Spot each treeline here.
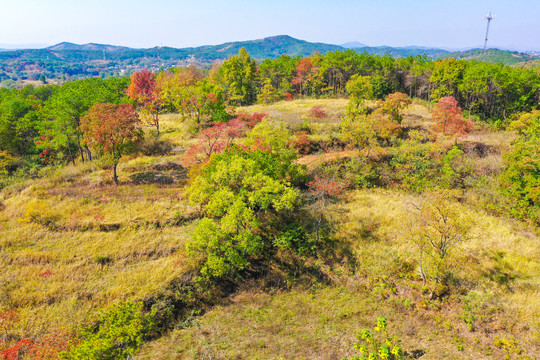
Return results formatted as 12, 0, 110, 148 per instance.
1, 47, 539, 170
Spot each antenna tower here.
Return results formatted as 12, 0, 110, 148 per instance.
482, 11, 495, 61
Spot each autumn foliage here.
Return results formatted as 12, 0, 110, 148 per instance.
183, 119, 247, 167
290, 131, 317, 155
81, 103, 142, 183
0, 330, 75, 360
127, 69, 158, 107
292, 57, 313, 95
183, 112, 268, 167
376, 92, 412, 124
431, 96, 473, 136
309, 106, 327, 119
127, 69, 162, 133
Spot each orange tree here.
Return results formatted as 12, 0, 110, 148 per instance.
81, 103, 142, 184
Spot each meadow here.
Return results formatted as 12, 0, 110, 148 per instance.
1, 97, 538, 359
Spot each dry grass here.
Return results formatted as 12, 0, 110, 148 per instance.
1, 99, 538, 359
242, 98, 348, 128
139, 188, 539, 359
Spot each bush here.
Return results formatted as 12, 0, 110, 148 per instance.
309, 106, 327, 118
137, 137, 173, 156
66, 302, 156, 360
21, 201, 61, 231
289, 131, 318, 155
342, 316, 404, 360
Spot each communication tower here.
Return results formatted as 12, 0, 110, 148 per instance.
482, 11, 495, 61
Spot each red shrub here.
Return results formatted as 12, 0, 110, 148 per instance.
309, 106, 326, 118
289, 131, 318, 155
234, 112, 268, 129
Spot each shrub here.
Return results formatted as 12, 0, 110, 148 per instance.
309, 106, 327, 118
289, 131, 318, 155
186, 147, 300, 279
375, 92, 412, 124
66, 302, 156, 360
21, 201, 60, 231
137, 137, 173, 156
342, 316, 404, 360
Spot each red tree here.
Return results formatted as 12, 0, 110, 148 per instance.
81, 103, 142, 184
127, 69, 162, 134
183, 119, 247, 167
292, 57, 313, 96
431, 96, 473, 136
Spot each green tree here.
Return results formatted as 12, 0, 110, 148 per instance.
40, 78, 128, 164
217, 47, 258, 106
407, 189, 472, 290
186, 147, 299, 279
500, 110, 540, 223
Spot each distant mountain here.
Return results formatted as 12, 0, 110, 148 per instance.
341, 41, 367, 49
47, 42, 129, 52
41, 35, 341, 59
353, 46, 448, 58
0, 35, 343, 85
442, 48, 538, 65
185, 35, 341, 58
1, 35, 538, 87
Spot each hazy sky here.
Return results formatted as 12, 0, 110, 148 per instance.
1, 0, 539, 50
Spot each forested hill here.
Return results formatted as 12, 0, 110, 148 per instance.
442, 48, 537, 65
341, 45, 449, 58
1, 35, 539, 88
0, 35, 341, 87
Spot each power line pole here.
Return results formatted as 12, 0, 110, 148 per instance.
482, 11, 495, 61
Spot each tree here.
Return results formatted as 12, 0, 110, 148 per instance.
431, 96, 473, 136
186, 147, 299, 279
307, 176, 345, 243
81, 103, 142, 184
346, 74, 373, 114
39, 78, 128, 164
258, 54, 298, 95
375, 92, 411, 124
0, 91, 40, 156
127, 69, 162, 134
182, 119, 246, 167
500, 110, 540, 223
429, 58, 466, 101
217, 48, 258, 106
292, 57, 313, 96
407, 190, 472, 292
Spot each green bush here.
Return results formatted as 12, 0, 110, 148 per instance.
65, 301, 156, 360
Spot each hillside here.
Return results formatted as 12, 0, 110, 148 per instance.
0, 35, 341, 87
2, 35, 539, 88
1, 95, 539, 359
346, 45, 448, 58
442, 48, 538, 65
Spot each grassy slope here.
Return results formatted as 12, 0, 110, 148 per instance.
1, 99, 539, 359
138, 188, 539, 359
0, 114, 196, 338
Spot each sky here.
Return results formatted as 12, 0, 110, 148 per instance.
1, 0, 539, 51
